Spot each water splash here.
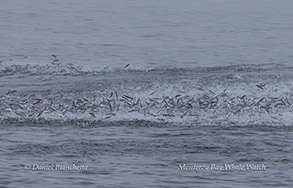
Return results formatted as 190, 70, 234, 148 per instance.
0, 63, 293, 126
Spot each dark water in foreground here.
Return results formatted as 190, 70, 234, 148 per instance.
0, 123, 292, 188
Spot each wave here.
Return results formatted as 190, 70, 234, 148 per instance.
0, 62, 292, 76
0, 63, 293, 126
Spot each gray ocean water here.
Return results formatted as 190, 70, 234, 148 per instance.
1, 0, 293, 187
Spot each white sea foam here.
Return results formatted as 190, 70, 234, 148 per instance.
0, 63, 292, 126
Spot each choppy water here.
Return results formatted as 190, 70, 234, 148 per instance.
1, 0, 293, 187
1, 63, 293, 187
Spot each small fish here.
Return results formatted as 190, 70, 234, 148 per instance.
37, 107, 46, 118
89, 112, 96, 118
162, 114, 175, 117
105, 116, 112, 119
125, 101, 132, 107
51, 54, 57, 59
124, 64, 130, 68
176, 98, 182, 104
150, 90, 158, 96
109, 103, 113, 111
51, 59, 59, 64
281, 98, 286, 106
115, 91, 118, 101
50, 106, 58, 112
134, 98, 140, 106
256, 83, 266, 90
255, 97, 265, 105
49, 98, 54, 105
7, 90, 17, 95
33, 99, 42, 105
187, 103, 192, 108
122, 95, 133, 100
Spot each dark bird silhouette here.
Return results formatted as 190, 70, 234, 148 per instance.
256, 83, 266, 90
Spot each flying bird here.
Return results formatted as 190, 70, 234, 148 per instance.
256, 83, 266, 90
